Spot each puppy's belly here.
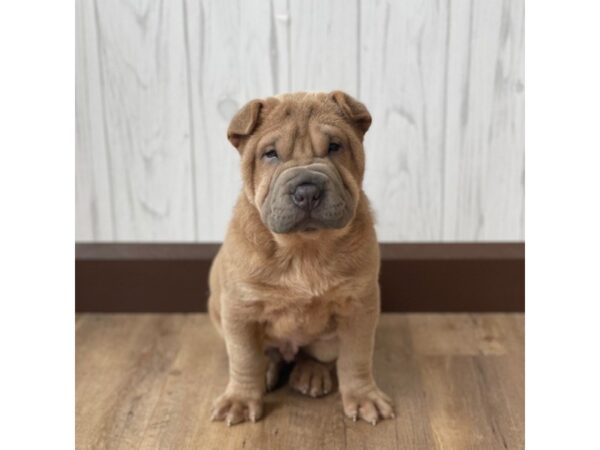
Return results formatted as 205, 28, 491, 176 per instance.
262, 306, 336, 362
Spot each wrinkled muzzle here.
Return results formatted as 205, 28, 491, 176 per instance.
260, 163, 355, 233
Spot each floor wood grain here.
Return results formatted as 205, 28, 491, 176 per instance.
76, 313, 524, 449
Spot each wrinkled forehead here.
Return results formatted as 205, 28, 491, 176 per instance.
255, 94, 347, 148
265, 93, 333, 126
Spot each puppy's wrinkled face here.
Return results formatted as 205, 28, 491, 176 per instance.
228, 91, 371, 235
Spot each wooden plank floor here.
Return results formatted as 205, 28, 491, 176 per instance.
76, 313, 524, 449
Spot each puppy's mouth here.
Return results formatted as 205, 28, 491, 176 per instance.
281, 216, 326, 234
296, 219, 322, 233
265, 204, 350, 234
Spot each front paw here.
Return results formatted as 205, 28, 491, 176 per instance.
341, 385, 395, 425
211, 390, 264, 426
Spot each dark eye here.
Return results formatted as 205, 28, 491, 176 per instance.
264, 149, 278, 160
328, 142, 342, 154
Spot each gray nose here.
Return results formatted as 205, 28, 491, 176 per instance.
292, 183, 322, 211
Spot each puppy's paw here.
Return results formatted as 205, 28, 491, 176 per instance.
289, 358, 333, 397
210, 391, 263, 426
265, 349, 284, 392
265, 360, 281, 392
342, 385, 395, 425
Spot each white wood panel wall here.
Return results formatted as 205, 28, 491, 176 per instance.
76, 0, 524, 242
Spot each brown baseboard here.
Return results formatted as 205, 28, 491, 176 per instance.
75, 243, 524, 313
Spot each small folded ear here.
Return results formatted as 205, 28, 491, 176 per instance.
329, 91, 372, 135
227, 99, 263, 149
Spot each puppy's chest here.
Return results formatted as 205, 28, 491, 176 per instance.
242, 257, 359, 343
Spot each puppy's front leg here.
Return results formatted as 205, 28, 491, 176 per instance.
211, 311, 266, 426
336, 297, 395, 425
